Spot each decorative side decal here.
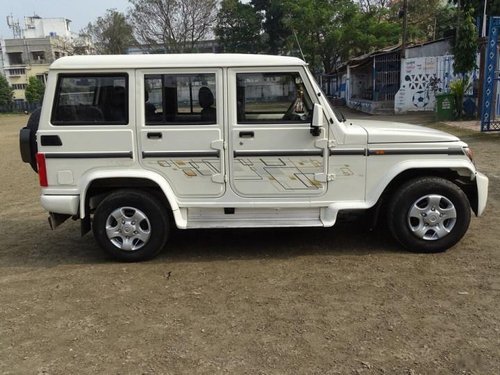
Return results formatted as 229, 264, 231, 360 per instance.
147, 159, 221, 178
234, 157, 322, 191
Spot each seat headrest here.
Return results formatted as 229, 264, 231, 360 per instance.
198, 87, 214, 109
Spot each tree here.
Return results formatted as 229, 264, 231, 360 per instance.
342, 5, 400, 57
450, 0, 500, 18
286, 0, 399, 73
81, 9, 135, 54
25, 77, 45, 105
285, 0, 349, 73
390, 0, 456, 42
215, 0, 263, 53
0, 75, 13, 110
358, 0, 391, 13
451, 6, 478, 118
128, 0, 217, 53
251, 0, 289, 54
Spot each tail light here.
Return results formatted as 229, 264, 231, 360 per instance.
36, 153, 48, 187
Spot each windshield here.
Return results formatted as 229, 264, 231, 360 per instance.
316, 83, 346, 123
305, 66, 347, 123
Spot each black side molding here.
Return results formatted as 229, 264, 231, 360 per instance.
44, 152, 133, 159
329, 149, 367, 156
367, 148, 464, 156
233, 150, 323, 158
142, 150, 220, 158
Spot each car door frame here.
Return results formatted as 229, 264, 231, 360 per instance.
226, 65, 329, 199
135, 67, 226, 199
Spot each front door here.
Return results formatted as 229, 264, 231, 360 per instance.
227, 67, 328, 198
137, 68, 225, 198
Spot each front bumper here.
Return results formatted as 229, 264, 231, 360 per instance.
476, 171, 489, 217
40, 194, 80, 216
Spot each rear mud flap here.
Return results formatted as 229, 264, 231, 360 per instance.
48, 213, 70, 230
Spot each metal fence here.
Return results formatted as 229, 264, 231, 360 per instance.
0, 101, 40, 113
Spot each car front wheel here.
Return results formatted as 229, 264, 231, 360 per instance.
388, 177, 471, 253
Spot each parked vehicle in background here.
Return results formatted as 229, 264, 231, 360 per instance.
20, 54, 488, 261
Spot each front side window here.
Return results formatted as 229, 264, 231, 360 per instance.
51, 74, 128, 125
144, 73, 216, 125
236, 72, 312, 123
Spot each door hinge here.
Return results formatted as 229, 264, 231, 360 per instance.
314, 138, 328, 149
211, 139, 224, 151
314, 172, 335, 182
211, 173, 225, 184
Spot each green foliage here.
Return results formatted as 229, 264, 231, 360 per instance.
452, 7, 478, 76
285, 0, 349, 72
0, 75, 13, 108
251, 0, 289, 54
285, 0, 399, 73
389, 0, 457, 42
81, 9, 135, 54
342, 6, 400, 57
25, 77, 45, 104
450, 0, 500, 17
215, 0, 263, 53
449, 77, 472, 118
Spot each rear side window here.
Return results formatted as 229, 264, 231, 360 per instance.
144, 73, 216, 125
51, 74, 128, 125
236, 72, 312, 123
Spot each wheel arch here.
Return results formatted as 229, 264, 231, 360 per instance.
79, 169, 185, 228
368, 163, 478, 227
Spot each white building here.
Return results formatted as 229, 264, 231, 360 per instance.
23, 16, 72, 40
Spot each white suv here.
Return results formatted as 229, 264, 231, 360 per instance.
19, 54, 488, 261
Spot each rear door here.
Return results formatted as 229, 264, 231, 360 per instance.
40, 72, 136, 189
227, 67, 328, 198
136, 68, 225, 198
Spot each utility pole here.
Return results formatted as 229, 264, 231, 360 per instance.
401, 0, 408, 59
482, 0, 488, 37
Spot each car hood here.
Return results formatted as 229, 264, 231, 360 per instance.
352, 120, 459, 144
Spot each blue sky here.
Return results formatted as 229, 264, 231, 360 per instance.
0, 0, 131, 38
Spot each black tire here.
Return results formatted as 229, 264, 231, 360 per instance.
26, 108, 41, 172
387, 177, 471, 253
92, 190, 170, 262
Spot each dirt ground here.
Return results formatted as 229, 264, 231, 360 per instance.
0, 112, 499, 374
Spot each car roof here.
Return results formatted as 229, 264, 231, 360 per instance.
50, 53, 307, 70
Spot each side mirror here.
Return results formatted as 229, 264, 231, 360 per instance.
310, 103, 323, 136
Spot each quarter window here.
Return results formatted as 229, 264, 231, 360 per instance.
236, 72, 312, 123
51, 74, 128, 125
144, 73, 216, 125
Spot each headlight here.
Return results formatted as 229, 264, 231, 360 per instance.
463, 147, 474, 164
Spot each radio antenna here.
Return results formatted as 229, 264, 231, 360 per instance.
292, 29, 306, 62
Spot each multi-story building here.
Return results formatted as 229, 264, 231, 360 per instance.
2, 16, 77, 102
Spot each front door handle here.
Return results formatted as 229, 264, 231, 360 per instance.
147, 132, 162, 139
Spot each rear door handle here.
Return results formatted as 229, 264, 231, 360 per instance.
239, 131, 254, 138
147, 132, 162, 139
40, 135, 62, 146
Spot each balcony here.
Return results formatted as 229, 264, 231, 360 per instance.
7, 68, 27, 77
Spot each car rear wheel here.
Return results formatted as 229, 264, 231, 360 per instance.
93, 190, 169, 261
388, 177, 471, 253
